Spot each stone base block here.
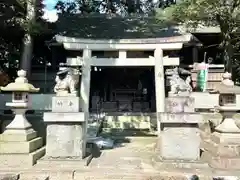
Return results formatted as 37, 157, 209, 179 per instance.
211, 132, 240, 144
0, 129, 37, 142
160, 127, 200, 161
202, 150, 240, 170
44, 112, 85, 123
36, 157, 86, 169
152, 155, 209, 171
202, 138, 240, 157
45, 124, 84, 158
0, 147, 45, 168
202, 132, 240, 169
0, 137, 43, 154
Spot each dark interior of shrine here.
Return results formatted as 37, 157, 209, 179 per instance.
89, 67, 157, 112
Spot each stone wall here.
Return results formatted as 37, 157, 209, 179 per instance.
0, 93, 221, 112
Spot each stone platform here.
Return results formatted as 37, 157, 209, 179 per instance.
1, 136, 240, 179
152, 156, 209, 171
0, 129, 45, 168
36, 157, 87, 169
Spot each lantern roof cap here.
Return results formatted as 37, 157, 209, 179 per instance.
215, 72, 240, 94
0, 70, 40, 92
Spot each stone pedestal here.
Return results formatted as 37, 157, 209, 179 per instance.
39, 96, 86, 167
160, 113, 202, 160
202, 103, 240, 170
154, 96, 209, 170
44, 112, 85, 158
0, 112, 45, 168
202, 116, 240, 170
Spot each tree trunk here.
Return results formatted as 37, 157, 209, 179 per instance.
20, 0, 36, 77
20, 33, 33, 77
223, 36, 234, 74
216, 15, 234, 74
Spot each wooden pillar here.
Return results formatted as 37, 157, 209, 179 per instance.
154, 48, 165, 135
51, 46, 57, 70
192, 46, 198, 63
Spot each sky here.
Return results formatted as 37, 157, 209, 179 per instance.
44, 0, 58, 10
43, 0, 75, 22
42, 0, 60, 22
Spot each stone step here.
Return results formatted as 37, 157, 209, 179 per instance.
0, 147, 45, 168
19, 175, 49, 180
19, 171, 215, 180
0, 137, 43, 154
35, 158, 89, 169
4, 169, 240, 180
18, 170, 74, 180
18, 170, 147, 180
0, 173, 19, 180
19, 171, 157, 180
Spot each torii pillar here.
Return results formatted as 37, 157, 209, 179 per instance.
154, 48, 165, 135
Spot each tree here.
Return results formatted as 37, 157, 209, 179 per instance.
0, 0, 52, 78
0, 1, 26, 77
20, 0, 47, 76
160, 0, 240, 74
54, 0, 177, 16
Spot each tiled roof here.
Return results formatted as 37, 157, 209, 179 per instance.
55, 14, 183, 39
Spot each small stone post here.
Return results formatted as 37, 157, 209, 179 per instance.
0, 70, 45, 168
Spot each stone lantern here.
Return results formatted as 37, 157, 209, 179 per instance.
202, 72, 240, 170
214, 72, 240, 133
0, 70, 45, 168
0, 70, 39, 130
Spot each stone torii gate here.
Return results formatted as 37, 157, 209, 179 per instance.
54, 34, 200, 134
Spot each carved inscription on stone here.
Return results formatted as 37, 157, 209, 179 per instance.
52, 96, 80, 112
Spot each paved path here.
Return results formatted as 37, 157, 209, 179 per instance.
1, 136, 238, 180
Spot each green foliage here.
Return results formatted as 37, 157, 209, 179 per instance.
156, 0, 240, 78
171, 0, 240, 30
0, 0, 53, 77
155, 6, 176, 22
54, 0, 171, 16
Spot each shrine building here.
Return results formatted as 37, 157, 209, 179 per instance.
30, 15, 223, 113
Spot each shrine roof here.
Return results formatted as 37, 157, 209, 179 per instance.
53, 14, 202, 44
